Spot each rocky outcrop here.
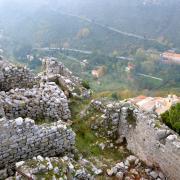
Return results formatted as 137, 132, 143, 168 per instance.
0, 59, 38, 91
0, 117, 75, 171
0, 82, 70, 121
91, 99, 180, 180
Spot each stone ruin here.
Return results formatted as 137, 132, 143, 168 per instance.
0, 58, 79, 177
0, 58, 77, 121
91, 100, 180, 180
41, 58, 91, 98
0, 82, 70, 121
0, 60, 38, 92
0, 117, 75, 170
42, 58, 80, 83
1, 57, 179, 179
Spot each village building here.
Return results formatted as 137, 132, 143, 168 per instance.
161, 52, 180, 65
26, 55, 34, 62
129, 94, 180, 115
80, 59, 89, 70
91, 66, 107, 79
125, 62, 135, 72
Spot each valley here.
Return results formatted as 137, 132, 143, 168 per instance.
0, 1, 180, 179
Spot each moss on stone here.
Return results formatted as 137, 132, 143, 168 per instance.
155, 121, 161, 128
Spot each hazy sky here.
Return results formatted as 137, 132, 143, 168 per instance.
0, 0, 83, 10
0, 0, 48, 6
0, 0, 94, 16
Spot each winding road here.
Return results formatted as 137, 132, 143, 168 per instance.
57, 10, 158, 42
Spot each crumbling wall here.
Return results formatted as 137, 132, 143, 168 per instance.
0, 60, 38, 91
0, 82, 71, 121
0, 117, 75, 169
91, 100, 180, 180
42, 58, 80, 84
41, 58, 91, 98
0, 58, 77, 177
124, 111, 180, 180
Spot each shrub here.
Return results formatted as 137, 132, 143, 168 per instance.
161, 103, 180, 135
82, 80, 90, 89
174, 122, 180, 134
111, 92, 119, 100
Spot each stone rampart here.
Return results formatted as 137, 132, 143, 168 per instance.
0, 117, 75, 170
125, 110, 180, 180
0, 82, 70, 121
0, 60, 38, 91
41, 58, 91, 98
91, 100, 180, 180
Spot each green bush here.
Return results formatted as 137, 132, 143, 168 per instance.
82, 80, 90, 89
111, 92, 119, 100
161, 103, 180, 134
174, 122, 180, 134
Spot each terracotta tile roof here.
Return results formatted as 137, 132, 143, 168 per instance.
129, 95, 180, 115
129, 95, 146, 104
162, 52, 180, 61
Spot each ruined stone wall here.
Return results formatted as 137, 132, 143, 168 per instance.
0, 117, 75, 169
0, 82, 71, 121
91, 100, 180, 180
124, 111, 180, 180
42, 59, 86, 96
0, 60, 38, 91
42, 59, 80, 84
0, 58, 77, 176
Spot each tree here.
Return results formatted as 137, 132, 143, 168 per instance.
161, 103, 180, 134
82, 80, 90, 89
77, 28, 90, 39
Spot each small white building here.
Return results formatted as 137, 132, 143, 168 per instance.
27, 55, 34, 62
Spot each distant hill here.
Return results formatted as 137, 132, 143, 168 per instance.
0, 0, 179, 95
0, 0, 180, 56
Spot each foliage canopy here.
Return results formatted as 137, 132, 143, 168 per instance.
161, 103, 180, 134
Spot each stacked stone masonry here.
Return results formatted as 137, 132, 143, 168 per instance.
42, 58, 88, 96
42, 58, 80, 85
91, 100, 180, 180
0, 58, 77, 175
0, 82, 71, 121
0, 60, 38, 91
0, 117, 75, 169
125, 110, 180, 180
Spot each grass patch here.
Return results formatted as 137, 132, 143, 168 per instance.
72, 111, 102, 158
70, 97, 127, 164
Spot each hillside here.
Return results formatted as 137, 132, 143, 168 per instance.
0, 1, 179, 96
1, 0, 180, 54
